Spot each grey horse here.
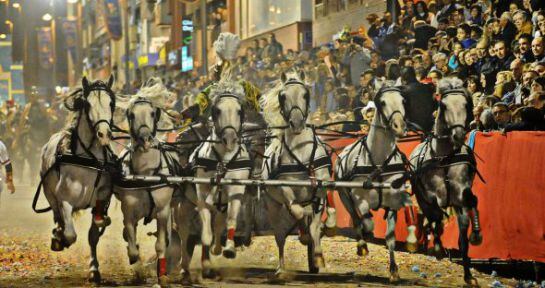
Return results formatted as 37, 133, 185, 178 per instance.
410, 77, 483, 287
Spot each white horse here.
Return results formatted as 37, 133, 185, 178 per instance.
173, 71, 252, 282
261, 71, 336, 276
409, 77, 482, 287
335, 81, 412, 282
114, 81, 180, 286
37, 76, 117, 283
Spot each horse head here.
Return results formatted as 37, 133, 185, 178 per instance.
70, 75, 115, 146
279, 70, 309, 134
436, 77, 473, 149
127, 95, 160, 151
210, 76, 245, 152
373, 81, 407, 138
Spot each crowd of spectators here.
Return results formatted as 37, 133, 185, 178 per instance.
169, 0, 545, 134
3, 0, 545, 150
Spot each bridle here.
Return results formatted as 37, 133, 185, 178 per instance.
67, 80, 117, 134
278, 79, 310, 123
436, 89, 471, 138
211, 93, 244, 141
126, 97, 161, 143
373, 86, 405, 131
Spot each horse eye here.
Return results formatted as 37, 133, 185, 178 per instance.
129, 113, 135, 120
381, 100, 386, 106
151, 111, 155, 117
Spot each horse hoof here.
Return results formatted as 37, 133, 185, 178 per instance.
129, 254, 139, 265
469, 231, 483, 246
202, 260, 215, 279
314, 254, 325, 268
357, 243, 369, 256
433, 243, 444, 259
158, 275, 169, 286
298, 234, 311, 246
275, 269, 287, 280
202, 268, 216, 279
88, 270, 101, 284
323, 226, 337, 237
223, 248, 236, 259
406, 241, 418, 253
211, 244, 222, 256
242, 236, 252, 247
389, 271, 400, 283
127, 246, 140, 264
465, 276, 479, 287
50, 237, 64, 252
181, 271, 192, 285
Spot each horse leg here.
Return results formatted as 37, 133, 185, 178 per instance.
432, 219, 445, 258
457, 207, 479, 287
464, 188, 482, 246
279, 186, 304, 220
211, 209, 226, 256
197, 184, 214, 278
121, 200, 140, 265
59, 201, 77, 247
359, 213, 374, 256
386, 209, 399, 283
154, 203, 170, 285
309, 210, 325, 273
50, 209, 65, 252
355, 197, 373, 257
223, 191, 242, 259
241, 190, 255, 246
266, 195, 287, 277
404, 205, 418, 253
88, 221, 102, 284
323, 190, 337, 237
175, 202, 195, 284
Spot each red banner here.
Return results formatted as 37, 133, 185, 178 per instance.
328, 131, 545, 262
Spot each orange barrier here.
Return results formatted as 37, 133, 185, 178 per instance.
328, 131, 545, 263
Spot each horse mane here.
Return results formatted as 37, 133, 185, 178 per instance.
134, 77, 175, 109
260, 70, 303, 137
130, 77, 175, 130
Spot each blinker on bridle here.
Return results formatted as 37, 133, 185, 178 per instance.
374, 86, 405, 131
127, 98, 160, 141
279, 79, 310, 123
213, 93, 244, 141
438, 89, 470, 134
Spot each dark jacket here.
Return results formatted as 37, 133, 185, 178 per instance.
495, 53, 515, 72
504, 107, 545, 132
414, 24, 437, 50
402, 81, 436, 133
500, 22, 517, 48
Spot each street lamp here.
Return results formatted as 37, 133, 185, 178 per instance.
42, 13, 53, 21
0, 34, 6, 39
67, 0, 78, 3
12, 2, 20, 9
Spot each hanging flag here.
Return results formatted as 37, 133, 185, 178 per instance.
61, 19, 78, 63
103, 0, 123, 40
37, 27, 54, 69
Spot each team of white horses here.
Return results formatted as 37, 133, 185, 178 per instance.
35, 65, 482, 286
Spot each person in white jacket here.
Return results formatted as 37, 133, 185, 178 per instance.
0, 140, 15, 196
